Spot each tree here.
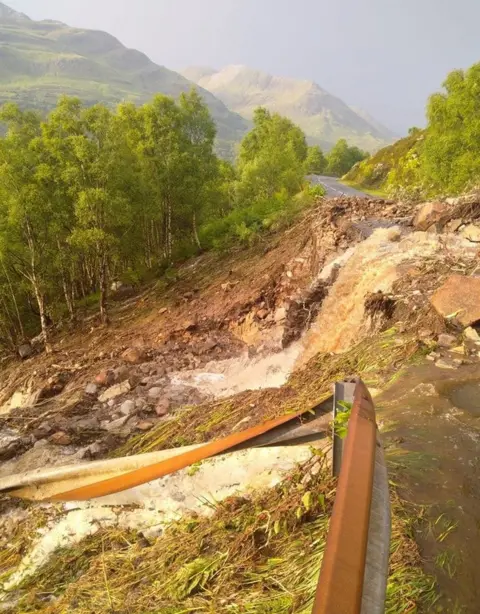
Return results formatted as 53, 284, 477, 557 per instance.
423, 64, 480, 194
305, 145, 327, 174
0, 104, 56, 350
326, 139, 369, 177
237, 108, 308, 203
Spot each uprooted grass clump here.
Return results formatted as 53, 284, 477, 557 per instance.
116, 328, 422, 457
9, 454, 437, 614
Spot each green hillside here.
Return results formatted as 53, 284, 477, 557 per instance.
343, 130, 424, 193
0, 3, 248, 157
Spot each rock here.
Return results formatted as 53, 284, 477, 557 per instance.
95, 370, 114, 387
464, 327, 480, 342
104, 416, 129, 432
274, 307, 287, 323
135, 398, 147, 410
87, 442, 104, 458
49, 431, 72, 446
98, 380, 131, 403
121, 347, 145, 365
181, 319, 197, 332
159, 307, 168, 315
113, 365, 131, 383
85, 383, 98, 396
137, 421, 154, 431
413, 201, 447, 231
17, 343, 33, 359
74, 417, 100, 430
444, 219, 464, 233
119, 400, 136, 416
386, 228, 401, 242
435, 357, 458, 370
462, 224, 480, 242
148, 387, 163, 399
39, 375, 66, 400
33, 421, 54, 440
155, 399, 170, 416
256, 308, 269, 320
437, 333, 457, 348
430, 275, 480, 327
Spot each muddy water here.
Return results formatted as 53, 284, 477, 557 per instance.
378, 362, 480, 613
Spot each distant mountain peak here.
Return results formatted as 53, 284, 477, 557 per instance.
0, 2, 31, 21
182, 65, 395, 152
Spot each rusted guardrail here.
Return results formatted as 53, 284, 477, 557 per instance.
313, 378, 390, 614
0, 378, 390, 612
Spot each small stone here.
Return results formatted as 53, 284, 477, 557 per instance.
17, 343, 33, 359
464, 327, 480, 342
148, 387, 163, 399
256, 308, 269, 320
85, 383, 98, 396
87, 442, 104, 457
137, 421, 154, 431
49, 431, 72, 446
437, 333, 457, 348
451, 345, 466, 354
121, 348, 145, 365
119, 400, 135, 416
159, 307, 168, 315
75, 417, 99, 430
135, 398, 147, 410
274, 307, 287, 323
461, 224, 480, 243
95, 370, 114, 387
155, 399, 171, 416
105, 416, 129, 432
435, 358, 458, 370
107, 399, 116, 408
98, 380, 131, 403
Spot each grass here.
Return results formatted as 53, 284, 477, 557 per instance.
7, 454, 438, 614
1, 330, 439, 611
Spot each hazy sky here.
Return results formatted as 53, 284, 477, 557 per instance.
8, 0, 480, 134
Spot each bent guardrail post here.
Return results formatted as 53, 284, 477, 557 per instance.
313, 379, 390, 614
332, 379, 356, 477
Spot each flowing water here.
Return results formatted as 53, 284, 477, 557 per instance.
379, 364, 480, 613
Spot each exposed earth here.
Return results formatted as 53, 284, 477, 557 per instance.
2, 192, 480, 611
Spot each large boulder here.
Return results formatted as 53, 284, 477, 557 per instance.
413, 201, 447, 231
430, 275, 480, 327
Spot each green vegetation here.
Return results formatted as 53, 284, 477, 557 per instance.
345, 60, 480, 199
6, 457, 437, 614
325, 138, 369, 177
0, 97, 322, 352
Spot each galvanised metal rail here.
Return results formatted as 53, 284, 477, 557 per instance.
0, 379, 390, 613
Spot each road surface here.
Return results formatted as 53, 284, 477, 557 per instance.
308, 175, 370, 197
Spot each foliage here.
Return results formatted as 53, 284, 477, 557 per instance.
305, 145, 327, 174
423, 63, 480, 194
346, 60, 480, 198
325, 138, 369, 177
0, 96, 314, 350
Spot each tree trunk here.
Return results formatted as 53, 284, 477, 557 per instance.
193, 211, 202, 250
25, 218, 51, 353
32, 281, 51, 353
99, 252, 109, 325
58, 241, 75, 320
1, 259, 24, 340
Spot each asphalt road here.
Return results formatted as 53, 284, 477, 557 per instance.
308, 175, 369, 197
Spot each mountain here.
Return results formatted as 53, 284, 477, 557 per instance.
181, 65, 395, 152
0, 3, 248, 157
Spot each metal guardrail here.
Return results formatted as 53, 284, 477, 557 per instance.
1, 378, 390, 613
313, 379, 390, 614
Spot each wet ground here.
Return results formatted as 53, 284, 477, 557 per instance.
379, 362, 480, 613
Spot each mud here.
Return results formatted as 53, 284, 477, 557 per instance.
380, 363, 480, 612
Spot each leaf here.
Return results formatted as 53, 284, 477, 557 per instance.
301, 492, 312, 511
